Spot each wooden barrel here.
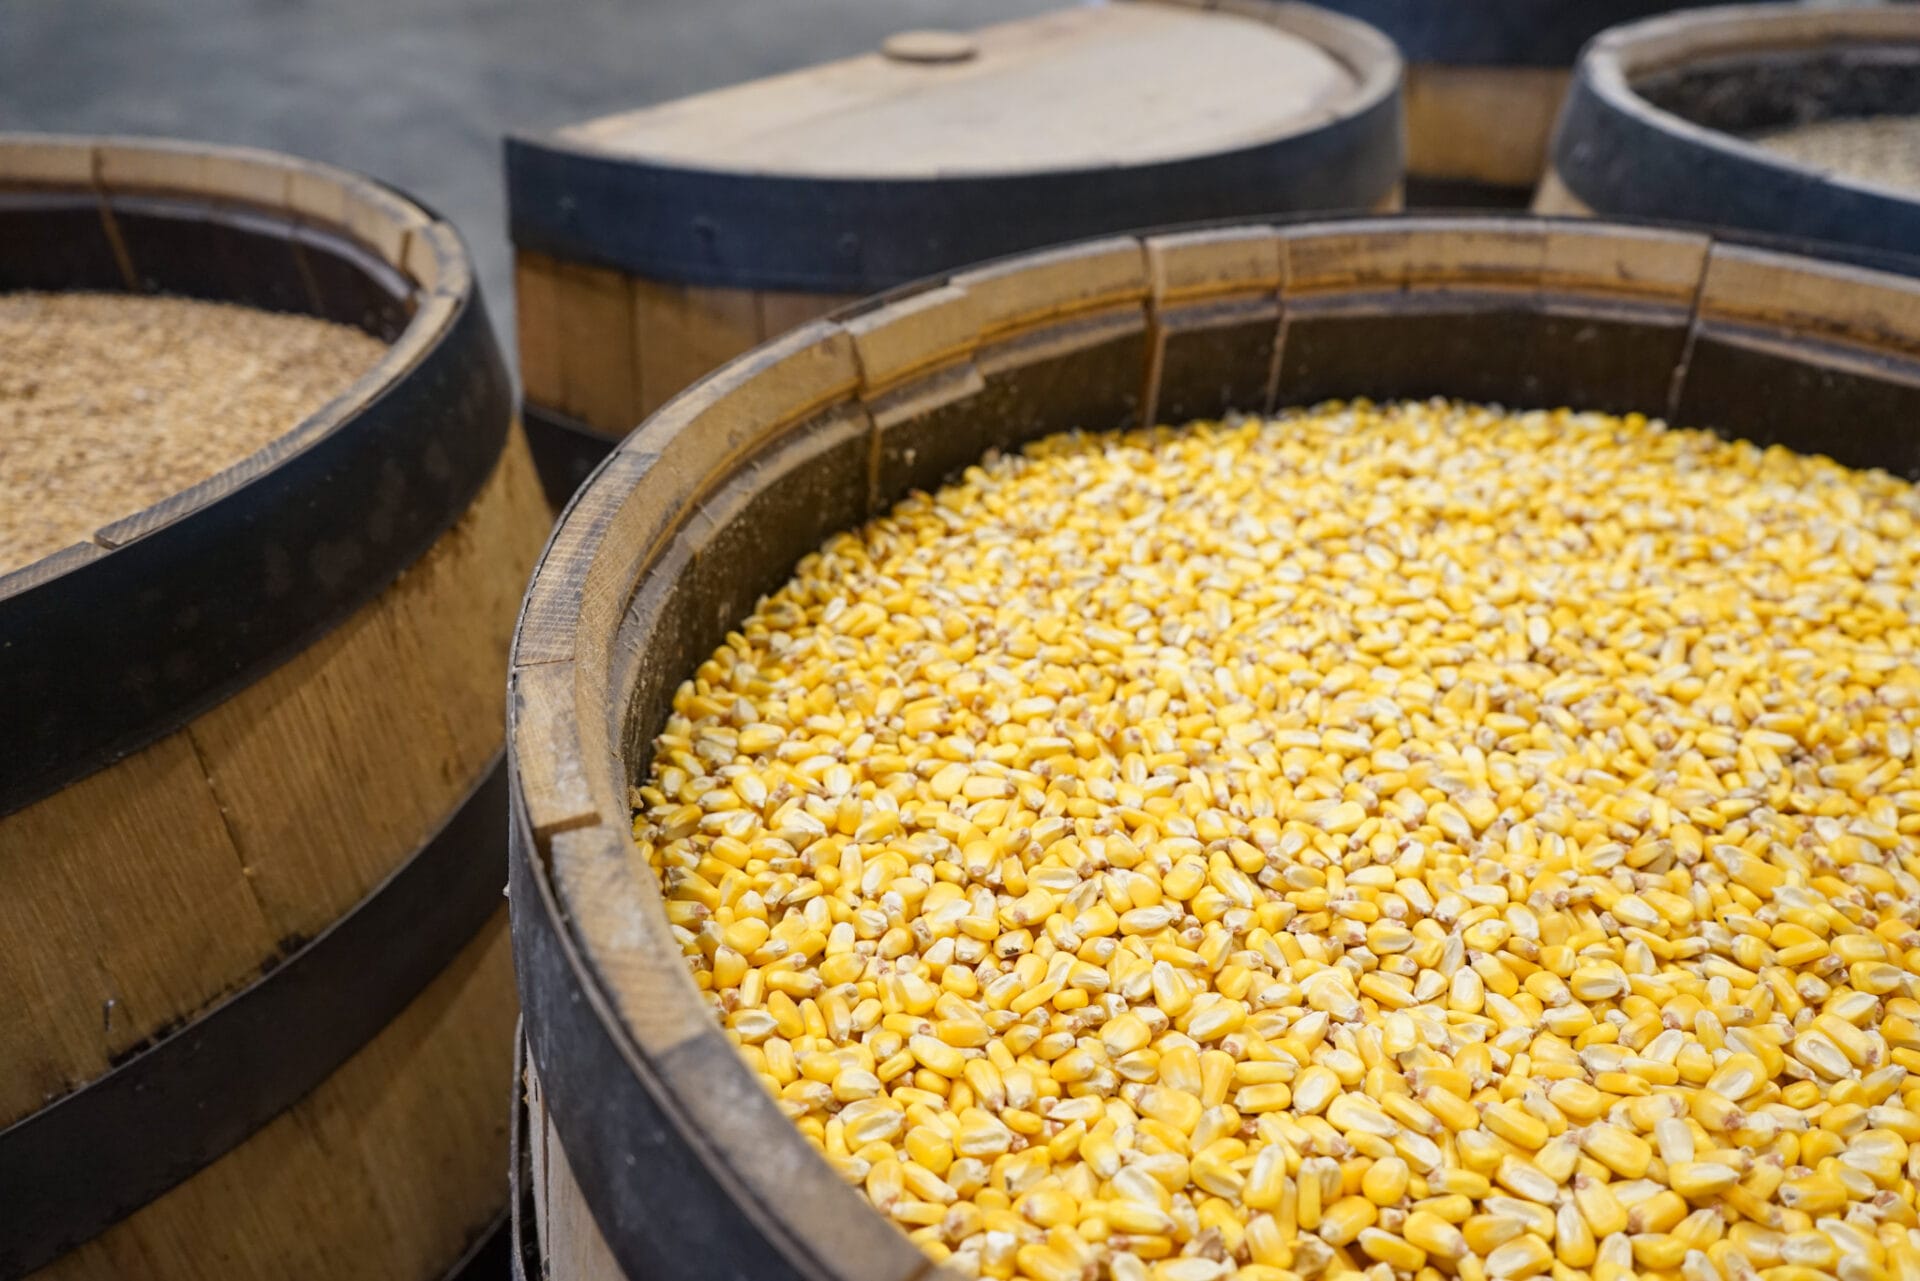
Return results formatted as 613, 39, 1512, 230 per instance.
1537, 4, 1920, 262
505, 212, 1920, 1281
505, 0, 1404, 506
0, 134, 550, 1280
1312, 0, 1792, 205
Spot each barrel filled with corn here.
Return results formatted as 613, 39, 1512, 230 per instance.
1536, 4, 1920, 269
506, 216, 1920, 1281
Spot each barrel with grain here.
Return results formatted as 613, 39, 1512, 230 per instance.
1537, 4, 1920, 262
503, 213, 1920, 1280
505, 0, 1404, 506
0, 134, 550, 1280
1314, 0, 1793, 205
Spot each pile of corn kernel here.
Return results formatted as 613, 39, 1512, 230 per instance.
636, 399, 1920, 1281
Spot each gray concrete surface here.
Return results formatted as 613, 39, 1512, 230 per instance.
0, 0, 1063, 365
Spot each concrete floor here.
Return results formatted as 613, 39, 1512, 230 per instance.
0, 0, 1063, 364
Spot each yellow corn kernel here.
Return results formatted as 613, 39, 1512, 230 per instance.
1358, 1227, 1427, 1272
1669, 1162, 1742, 1200
1557, 1199, 1598, 1269
1484, 1103, 1550, 1151
1404, 1209, 1469, 1260
1637, 1234, 1691, 1271
1584, 1124, 1655, 1179
1421, 1086, 1482, 1133
1629, 1191, 1690, 1236
1778, 1175, 1847, 1215
1574, 1174, 1630, 1237
1463, 1213, 1529, 1255
1362, 1157, 1411, 1206
1485, 1232, 1555, 1280
1317, 1196, 1378, 1246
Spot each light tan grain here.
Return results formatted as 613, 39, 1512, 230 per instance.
1753, 113, 1920, 195
0, 292, 386, 574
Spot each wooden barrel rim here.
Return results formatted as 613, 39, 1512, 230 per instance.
1547, 5, 1920, 263
0, 754, 508, 1277
509, 213, 1920, 1281
504, 0, 1401, 294
0, 133, 512, 816
1310, 0, 1779, 67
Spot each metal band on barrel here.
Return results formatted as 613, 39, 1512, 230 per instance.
504, 89, 1402, 295
0, 754, 510, 1278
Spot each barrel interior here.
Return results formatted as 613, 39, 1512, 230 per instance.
1634, 44, 1920, 138
512, 214, 1920, 1281
0, 138, 462, 603
0, 177, 415, 344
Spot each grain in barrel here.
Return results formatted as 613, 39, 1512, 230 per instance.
0, 292, 384, 572
1536, 5, 1920, 266
1309, 0, 1794, 206
1, 133, 545, 1281
1753, 116, 1920, 196
634, 397, 1920, 1281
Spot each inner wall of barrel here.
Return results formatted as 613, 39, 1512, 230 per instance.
615, 266, 1920, 782
1634, 47, 1920, 136
0, 191, 415, 340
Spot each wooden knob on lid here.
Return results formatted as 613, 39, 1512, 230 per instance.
881, 30, 979, 64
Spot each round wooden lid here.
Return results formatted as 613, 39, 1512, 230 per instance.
558, 5, 1359, 178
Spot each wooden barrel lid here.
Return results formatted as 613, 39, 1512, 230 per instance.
563, 5, 1356, 177
1547, 4, 1920, 266
506, 0, 1402, 293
